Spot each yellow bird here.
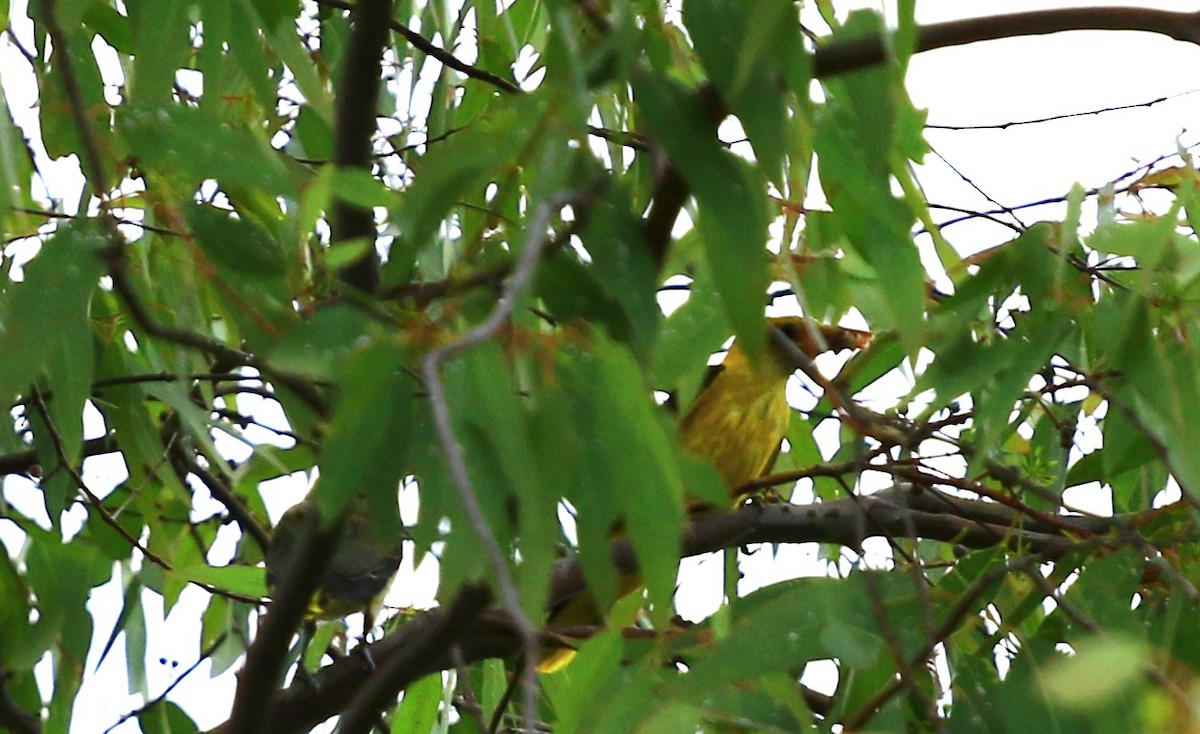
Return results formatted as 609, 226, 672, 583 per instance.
538, 317, 871, 672
266, 493, 403, 631
680, 317, 871, 499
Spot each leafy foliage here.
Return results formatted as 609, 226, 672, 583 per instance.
1, 1, 1199, 732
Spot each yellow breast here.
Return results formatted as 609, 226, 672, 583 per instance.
679, 345, 792, 496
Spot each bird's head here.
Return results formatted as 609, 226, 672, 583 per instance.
725, 317, 873, 378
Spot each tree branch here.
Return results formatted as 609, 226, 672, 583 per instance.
212, 483, 1158, 733
104, 247, 329, 417
225, 508, 343, 734
38, 0, 108, 192
316, 0, 521, 94
28, 390, 172, 570
330, 0, 395, 295
173, 449, 271, 553
337, 583, 492, 734
814, 7, 1200, 78
421, 189, 598, 731
380, 262, 512, 306
640, 82, 727, 270
0, 435, 118, 477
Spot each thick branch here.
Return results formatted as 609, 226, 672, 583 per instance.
337, 583, 492, 734
814, 7, 1200, 78
316, 0, 520, 94
331, 0, 395, 295
225, 510, 343, 734
215, 484, 1128, 733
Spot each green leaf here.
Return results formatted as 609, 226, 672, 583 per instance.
332, 167, 400, 210
39, 27, 109, 166
317, 338, 412, 539
129, 0, 190, 102
169, 564, 267, 599
648, 267, 730, 394
386, 92, 547, 286
119, 101, 295, 196
815, 12, 924, 354
560, 334, 685, 625
544, 594, 657, 732
0, 92, 33, 237
254, 0, 334, 125
684, 0, 794, 185
185, 203, 287, 278
390, 672, 444, 733
0, 220, 104, 412
634, 69, 770, 358
1087, 220, 1175, 270
678, 580, 835, 690
1062, 550, 1141, 633
675, 574, 919, 694
201, 596, 245, 678
219, 1, 277, 112
290, 106, 333, 160
123, 578, 149, 696
266, 305, 372, 380
969, 307, 1073, 462
535, 250, 636, 347
138, 700, 199, 734
0, 552, 40, 670
27, 532, 110, 734
577, 182, 662, 357
1041, 636, 1149, 710
84, 1, 132, 52
446, 341, 541, 513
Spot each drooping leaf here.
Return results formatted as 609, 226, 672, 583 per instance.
635, 68, 770, 359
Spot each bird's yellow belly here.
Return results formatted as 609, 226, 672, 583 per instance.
681, 383, 790, 493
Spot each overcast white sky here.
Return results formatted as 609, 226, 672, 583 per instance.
4, 0, 1200, 730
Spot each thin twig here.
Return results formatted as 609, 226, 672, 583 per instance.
421, 188, 593, 732
926, 88, 1200, 130
38, 0, 108, 194
842, 556, 1041, 730
210, 407, 311, 446
381, 262, 512, 304
175, 450, 271, 552
10, 207, 180, 237
103, 634, 227, 734
93, 371, 268, 389
28, 390, 172, 569
105, 252, 329, 416
315, 0, 521, 94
